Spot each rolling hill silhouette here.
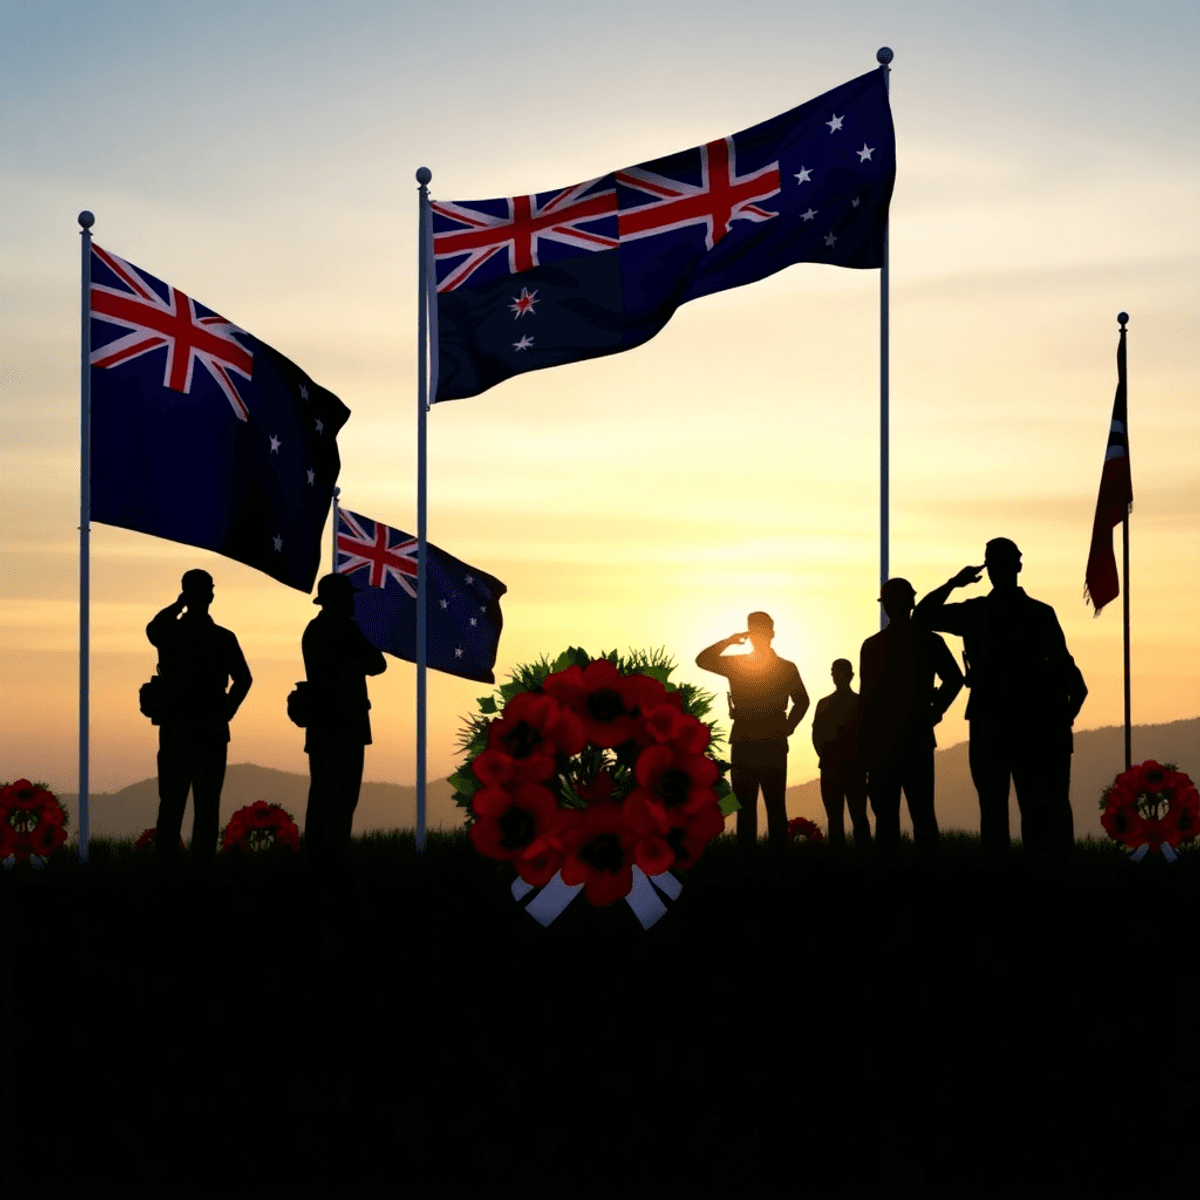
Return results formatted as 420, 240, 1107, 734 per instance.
51, 718, 1197, 842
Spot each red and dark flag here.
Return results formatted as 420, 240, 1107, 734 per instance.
1084, 320, 1133, 614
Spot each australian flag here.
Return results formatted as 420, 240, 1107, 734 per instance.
335, 507, 506, 683
433, 68, 894, 402
88, 244, 349, 592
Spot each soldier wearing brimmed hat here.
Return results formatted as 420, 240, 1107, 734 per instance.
301, 572, 387, 862
859, 577, 963, 851
146, 569, 252, 859
914, 539, 1087, 855
696, 611, 809, 849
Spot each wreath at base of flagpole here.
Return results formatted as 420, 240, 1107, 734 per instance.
450, 647, 736, 929
1100, 761, 1198, 863
0, 779, 69, 869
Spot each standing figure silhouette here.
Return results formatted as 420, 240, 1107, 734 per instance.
146, 569, 252, 859
302, 573, 387, 863
812, 659, 871, 851
697, 612, 809, 849
915, 538, 1087, 856
859, 579, 963, 852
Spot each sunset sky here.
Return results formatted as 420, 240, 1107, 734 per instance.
2, 0, 1197, 805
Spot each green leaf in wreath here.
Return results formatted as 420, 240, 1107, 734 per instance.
448, 772, 479, 797
477, 696, 498, 714
498, 681, 526, 701
718, 794, 742, 817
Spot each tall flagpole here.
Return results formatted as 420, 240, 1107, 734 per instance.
331, 485, 340, 573
78, 210, 94, 864
1118, 311, 1131, 771
415, 167, 432, 854
876, 47, 892, 630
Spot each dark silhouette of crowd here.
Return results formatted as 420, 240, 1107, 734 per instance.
697, 538, 1088, 857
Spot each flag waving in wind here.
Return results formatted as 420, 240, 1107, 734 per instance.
433, 67, 894, 402
336, 508, 506, 683
1085, 321, 1133, 614
89, 245, 349, 592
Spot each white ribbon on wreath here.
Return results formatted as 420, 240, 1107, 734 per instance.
511, 866, 683, 929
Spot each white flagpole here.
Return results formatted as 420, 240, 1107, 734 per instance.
415, 167, 432, 854
331, 485, 340, 573
78, 210, 94, 864
876, 47, 892, 630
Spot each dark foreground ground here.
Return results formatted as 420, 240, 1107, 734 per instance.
2, 833, 1196, 1199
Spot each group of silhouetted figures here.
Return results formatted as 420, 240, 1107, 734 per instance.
697, 538, 1088, 857
146, 536, 1085, 866
144, 569, 384, 863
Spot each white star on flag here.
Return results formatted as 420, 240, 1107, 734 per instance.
801, 208, 817, 222
857, 144, 874, 162
513, 335, 534, 352
794, 167, 812, 184
314, 418, 324, 434
464, 574, 473, 584
470, 618, 477, 626
851, 198, 861, 208
440, 599, 449, 609
272, 534, 283, 551
269, 435, 281, 453
826, 114, 843, 133
824, 232, 837, 247
454, 647, 464, 658
299, 383, 308, 401
508, 287, 539, 319
306, 469, 315, 485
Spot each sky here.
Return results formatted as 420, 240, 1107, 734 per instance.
2, 0, 1197, 801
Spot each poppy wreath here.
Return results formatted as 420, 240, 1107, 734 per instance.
787, 816, 825, 846
134, 828, 187, 854
0, 779, 69, 865
219, 801, 302, 854
1099, 761, 1199, 857
451, 647, 736, 911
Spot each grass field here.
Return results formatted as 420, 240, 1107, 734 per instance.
3, 833, 1196, 1198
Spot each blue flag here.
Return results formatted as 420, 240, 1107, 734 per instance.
88, 244, 349, 592
433, 68, 894, 402
335, 508, 506, 683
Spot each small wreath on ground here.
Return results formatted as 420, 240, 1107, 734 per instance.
450, 647, 736, 926
787, 816, 825, 846
1100, 760, 1198, 860
219, 802, 302, 855
134, 828, 187, 854
0, 779, 69, 868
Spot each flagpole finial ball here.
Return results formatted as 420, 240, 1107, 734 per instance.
1118, 311, 1129, 327
78, 211, 94, 229
415, 167, 432, 186
876, 47, 894, 65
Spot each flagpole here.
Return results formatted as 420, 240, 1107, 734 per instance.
415, 167, 432, 855
331, 485, 340, 573
876, 47, 892, 629
1118, 311, 1131, 771
78, 210, 94, 865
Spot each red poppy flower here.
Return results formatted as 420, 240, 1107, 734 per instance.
634, 834, 675, 877
1101, 803, 1147, 846
625, 744, 720, 833
487, 690, 585, 760
543, 660, 646, 749
30, 821, 67, 857
470, 747, 556, 787
1136, 761, 1168, 794
787, 816, 825, 845
469, 782, 563, 870
557, 802, 637, 906
662, 801, 725, 869
576, 770, 619, 803
640, 701, 711, 755
0, 821, 19, 859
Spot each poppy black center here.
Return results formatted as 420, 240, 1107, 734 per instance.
1113, 811, 1130, 833
503, 720, 543, 759
498, 806, 536, 850
580, 832, 624, 873
586, 690, 625, 723
658, 768, 691, 807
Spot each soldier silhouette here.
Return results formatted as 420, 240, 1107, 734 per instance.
146, 569, 252, 859
697, 612, 809, 849
859, 579, 963, 852
915, 538, 1087, 856
811, 659, 871, 851
302, 573, 387, 863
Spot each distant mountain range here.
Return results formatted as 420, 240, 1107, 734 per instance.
50, 718, 1198, 842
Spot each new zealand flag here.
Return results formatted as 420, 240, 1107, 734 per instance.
88, 244, 349, 592
433, 68, 894, 402
335, 508, 506, 683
